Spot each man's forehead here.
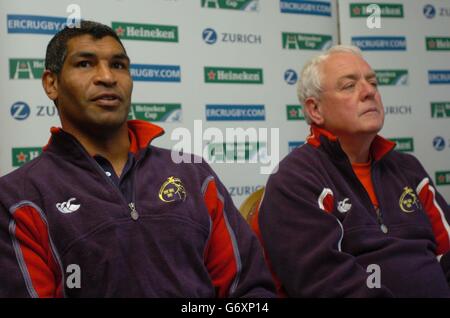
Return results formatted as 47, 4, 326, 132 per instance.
322, 52, 375, 79
66, 34, 126, 57
322, 52, 372, 74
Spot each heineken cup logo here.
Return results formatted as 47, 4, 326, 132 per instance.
12, 147, 43, 167
9, 59, 45, 79
436, 171, 450, 186
207, 142, 265, 162
112, 22, 178, 42
128, 103, 182, 122
287, 105, 305, 120
350, 3, 404, 18
282, 32, 332, 50
201, 0, 260, 11
388, 137, 414, 152
426, 37, 450, 51
431, 102, 450, 118
375, 70, 408, 86
204, 67, 263, 84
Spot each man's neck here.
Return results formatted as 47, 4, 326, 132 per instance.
63, 124, 131, 176
337, 134, 375, 164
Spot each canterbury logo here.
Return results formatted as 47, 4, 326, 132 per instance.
56, 198, 80, 214
337, 198, 352, 213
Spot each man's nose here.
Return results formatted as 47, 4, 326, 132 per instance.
93, 62, 116, 86
360, 80, 377, 100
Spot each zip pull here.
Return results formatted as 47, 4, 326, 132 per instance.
375, 207, 388, 234
129, 202, 139, 221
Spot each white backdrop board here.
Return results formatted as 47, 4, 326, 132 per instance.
1, 0, 339, 208
339, 0, 450, 202
2, 0, 449, 208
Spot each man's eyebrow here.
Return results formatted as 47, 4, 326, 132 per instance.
337, 72, 377, 83
337, 74, 358, 83
69, 52, 130, 63
365, 72, 377, 79
69, 51, 97, 60
112, 53, 130, 63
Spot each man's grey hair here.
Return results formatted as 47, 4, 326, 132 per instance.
297, 44, 363, 124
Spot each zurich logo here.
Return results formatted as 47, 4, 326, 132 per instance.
433, 136, 446, 151
284, 69, 298, 85
10, 101, 31, 120
423, 4, 436, 19
202, 28, 218, 45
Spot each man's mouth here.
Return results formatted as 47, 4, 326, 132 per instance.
91, 93, 121, 106
361, 107, 379, 115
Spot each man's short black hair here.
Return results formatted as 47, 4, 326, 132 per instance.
45, 20, 127, 74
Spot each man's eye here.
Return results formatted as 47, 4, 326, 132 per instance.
76, 61, 91, 68
112, 62, 126, 69
343, 83, 355, 90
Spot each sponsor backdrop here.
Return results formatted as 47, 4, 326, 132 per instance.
1, 0, 449, 207
339, 0, 450, 201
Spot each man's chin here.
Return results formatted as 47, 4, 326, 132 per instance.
83, 115, 129, 136
364, 123, 384, 135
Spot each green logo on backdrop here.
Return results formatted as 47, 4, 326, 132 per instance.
286, 105, 305, 120
207, 141, 265, 162
426, 37, 450, 51
388, 137, 414, 152
128, 103, 181, 122
201, 0, 258, 11
431, 102, 450, 118
436, 171, 450, 186
9, 59, 44, 79
204, 67, 263, 84
12, 147, 42, 167
282, 33, 332, 50
350, 3, 403, 17
375, 70, 408, 86
112, 22, 178, 42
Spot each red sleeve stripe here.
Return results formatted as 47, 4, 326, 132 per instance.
417, 178, 450, 255
8, 220, 39, 298
318, 188, 334, 213
9, 201, 65, 298
202, 177, 241, 298
216, 190, 242, 294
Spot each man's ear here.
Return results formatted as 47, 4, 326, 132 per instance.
304, 97, 324, 126
42, 70, 58, 104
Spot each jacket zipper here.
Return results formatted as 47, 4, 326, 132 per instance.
128, 155, 144, 221
129, 202, 139, 221
375, 207, 388, 234
348, 158, 388, 234
84, 149, 140, 221
371, 162, 388, 234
